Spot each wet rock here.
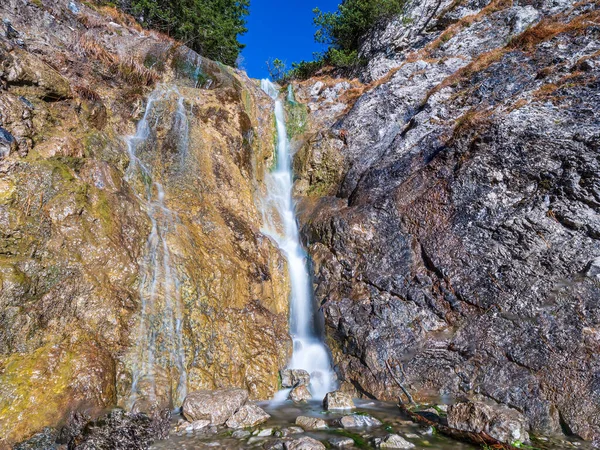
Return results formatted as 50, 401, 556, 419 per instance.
66, 408, 170, 449
295, 416, 328, 430
14, 427, 59, 450
264, 440, 287, 450
323, 391, 355, 410
338, 414, 382, 428
226, 404, 270, 429
280, 369, 311, 388
255, 427, 275, 437
276, 426, 304, 437
0, 0, 292, 444
232, 429, 251, 439
285, 436, 326, 450
182, 389, 249, 425
377, 434, 415, 449
185, 420, 211, 431
328, 436, 355, 448
0, 127, 16, 158
447, 401, 530, 444
289, 385, 312, 403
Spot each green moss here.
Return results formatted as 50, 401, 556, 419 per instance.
285, 100, 308, 139
306, 148, 342, 197
91, 189, 115, 235
241, 89, 253, 116
0, 342, 77, 442
330, 429, 369, 449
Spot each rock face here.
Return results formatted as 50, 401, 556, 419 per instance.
0, 0, 291, 445
447, 401, 530, 444
293, 0, 600, 441
182, 389, 249, 425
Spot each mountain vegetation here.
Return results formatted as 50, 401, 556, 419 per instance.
117, 0, 249, 66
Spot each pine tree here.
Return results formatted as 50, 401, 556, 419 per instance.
119, 0, 249, 66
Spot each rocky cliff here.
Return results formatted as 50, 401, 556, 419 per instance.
1, 0, 599, 446
0, 0, 291, 445
292, 0, 600, 442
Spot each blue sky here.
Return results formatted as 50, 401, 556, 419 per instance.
239, 0, 341, 80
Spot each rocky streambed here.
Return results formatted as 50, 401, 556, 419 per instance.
13, 372, 596, 449
153, 395, 592, 450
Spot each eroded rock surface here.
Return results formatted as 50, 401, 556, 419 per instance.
295, 416, 328, 431
225, 404, 270, 429
182, 389, 249, 425
293, 0, 600, 442
323, 391, 355, 410
0, 0, 290, 445
448, 401, 530, 444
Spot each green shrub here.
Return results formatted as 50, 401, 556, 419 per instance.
280, 0, 405, 80
313, 0, 406, 53
328, 48, 361, 68
118, 0, 249, 66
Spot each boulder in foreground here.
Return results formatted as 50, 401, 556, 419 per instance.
447, 401, 529, 444
295, 416, 328, 430
323, 391, 355, 410
182, 389, 249, 425
225, 404, 270, 429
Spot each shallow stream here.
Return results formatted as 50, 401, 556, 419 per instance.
150, 398, 592, 450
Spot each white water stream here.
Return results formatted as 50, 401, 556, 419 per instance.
260, 80, 335, 401
125, 87, 188, 409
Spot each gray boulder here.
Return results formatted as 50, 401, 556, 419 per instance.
323, 391, 355, 410
448, 401, 529, 444
285, 436, 326, 450
182, 389, 249, 425
328, 436, 355, 448
377, 434, 415, 449
295, 416, 328, 430
338, 414, 382, 428
226, 404, 270, 429
289, 385, 312, 403
281, 369, 310, 388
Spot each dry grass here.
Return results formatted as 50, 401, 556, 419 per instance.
418, 0, 514, 55
99, 5, 143, 32
73, 84, 102, 102
508, 7, 600, 51
76, 13, 106, 29
112, 57, 158, 86
78, 35, 115, 65
450, 107, 494, 142
77, 35, 158, 86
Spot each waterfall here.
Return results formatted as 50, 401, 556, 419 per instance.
260, 79, 335, 401
124, 87, 188, 410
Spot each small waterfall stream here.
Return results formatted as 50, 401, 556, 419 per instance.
125, 87, 188, 410
260, 80, 335, 401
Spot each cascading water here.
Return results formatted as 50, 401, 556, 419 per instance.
260, 79, 335, 401
125, 87, 188, 409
